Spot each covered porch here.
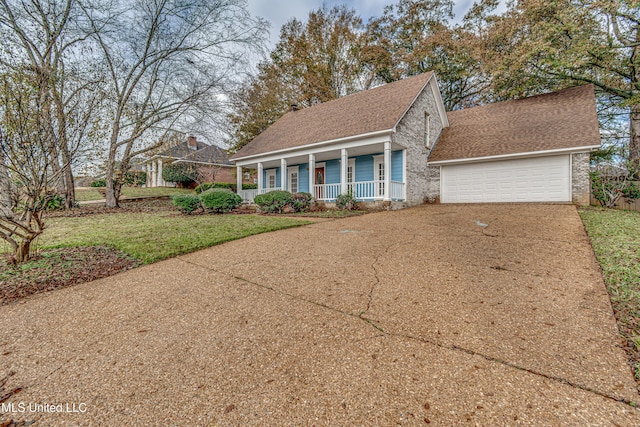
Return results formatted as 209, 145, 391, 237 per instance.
234, 136, 406, 203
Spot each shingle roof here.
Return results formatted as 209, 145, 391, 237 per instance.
157, 140, 210, 159
177, 144, 232, 165
231, 72, 433, 160
429, 84, 601, 162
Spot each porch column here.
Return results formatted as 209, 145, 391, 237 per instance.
280, 158, 287, 190
383, 141, 391, 201
308, 154, 315, 195
158, 159, 163, 187
236, 165, 242, 194
340, 148, 348, 195
257, 162, 263, 191
151, 161, 157, 187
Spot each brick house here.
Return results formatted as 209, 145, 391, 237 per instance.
230, 73, 600, 206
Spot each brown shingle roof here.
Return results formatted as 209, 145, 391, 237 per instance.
157, 139, 209, 158
231, 72, 433, 160
429, 84, 601, 162
178, 144, 232, 165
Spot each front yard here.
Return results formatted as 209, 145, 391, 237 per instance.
579, 207, 640, 380
75, 186, 194, 202
1, 200, 310, 304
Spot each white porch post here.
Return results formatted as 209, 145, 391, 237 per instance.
280, 158, 287, 191
151, 161, 157, 187
383, 141, 391, 201
157, 159, 163, 187
236, 166, 242, 194
257, 162, 263, 192
340, 148, 348, 195
308, 154, 315, 195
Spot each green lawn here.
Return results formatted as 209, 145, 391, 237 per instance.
579, 207, 640, 378
75, 186, 194, 202
32, 212, 310, 263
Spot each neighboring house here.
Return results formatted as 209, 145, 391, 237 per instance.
141, 136, 234, 187
230, 73, 600, 205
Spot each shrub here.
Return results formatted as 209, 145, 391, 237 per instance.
162, 163, 199, 184
123, 171, 147, 187
90, 179, 106, 187
242, 183, 258, 190
172, 194, 202, 214
253, 190, 294, 213
42, 194, 65, 210
291, 192, 313, 212
195, 182, 214, 194
336, 191, 357, 210
200, 188, 242, 213
213, 182, 235, 191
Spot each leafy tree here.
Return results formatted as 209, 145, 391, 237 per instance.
474, 0, 640, 167
229, 5, 376, 152
162, 163, 199, 186
366, 0, 488, 110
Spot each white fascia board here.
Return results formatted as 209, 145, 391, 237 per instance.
233, 132, 393, 167
427, 145, 601, 166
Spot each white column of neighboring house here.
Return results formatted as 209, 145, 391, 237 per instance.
340, 148, 348, 195
280, 158, 287, 191
236, 166, 242, 194
257, 162, 263, 193
158, 158, 164, 187
151, 160, 157, 188
308, 154, 315, 196
383, 141, 391, 201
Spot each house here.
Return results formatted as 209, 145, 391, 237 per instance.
141, 136, 236, 187
230, 73, 600, 205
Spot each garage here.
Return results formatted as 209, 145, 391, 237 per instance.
440, 155, 571, 203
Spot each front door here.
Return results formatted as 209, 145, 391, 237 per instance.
315, 167, 325, 199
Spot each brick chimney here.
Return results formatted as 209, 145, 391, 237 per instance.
187, 135, 197, 150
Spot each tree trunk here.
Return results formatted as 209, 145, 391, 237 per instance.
15, 238, 32, 263
61, 145, 76, 210
105, 136, 119, 208
630, 104, 640, 176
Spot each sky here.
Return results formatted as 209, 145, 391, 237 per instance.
247, 0, 507, 48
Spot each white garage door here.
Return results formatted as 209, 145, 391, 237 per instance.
441, 155, 571, 203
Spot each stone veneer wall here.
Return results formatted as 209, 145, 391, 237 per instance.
572, 152, 591, 205
391, 80, 444, 205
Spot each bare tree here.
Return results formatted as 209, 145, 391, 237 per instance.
80, 0, 267, 207
0, 0, 102, 209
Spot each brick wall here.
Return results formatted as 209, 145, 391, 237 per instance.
571, 152, 590, 205
391, 80, 444, 205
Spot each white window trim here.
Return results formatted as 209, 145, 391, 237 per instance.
287, 166, 299, 193
265, 169, 277, 189
373, 155, 385, 199
425, 112, 431, 148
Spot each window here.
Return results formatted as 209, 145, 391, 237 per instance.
425, 112, 431, 148
266, 170, 276, 189
288, 166, 299, 193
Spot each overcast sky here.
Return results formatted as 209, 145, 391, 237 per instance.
247, 0, 506, 47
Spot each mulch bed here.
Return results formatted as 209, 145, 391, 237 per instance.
1, 246, 139, 305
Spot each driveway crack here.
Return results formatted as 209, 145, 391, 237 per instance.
176, 255, 638, 410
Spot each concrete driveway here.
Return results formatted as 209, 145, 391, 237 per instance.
1, 204, 638, 425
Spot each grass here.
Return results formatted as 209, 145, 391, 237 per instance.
28, 212, 310, 264
75, 186, 194, 202
579, 206, 640, 380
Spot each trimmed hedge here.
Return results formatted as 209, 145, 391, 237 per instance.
254, 190, 294, 213
200, 188, 242, 213
172, 194, 202, 214
195, 182, 259, 193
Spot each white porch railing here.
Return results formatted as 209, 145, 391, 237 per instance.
238, 187, 281, 202
239, 182, 405, 203
313, 183, 341, 201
